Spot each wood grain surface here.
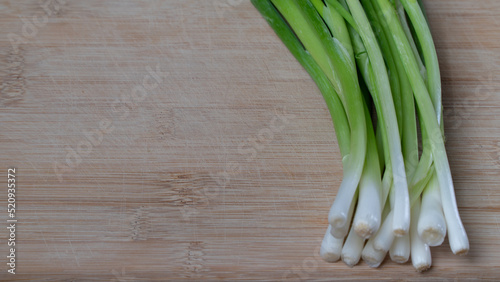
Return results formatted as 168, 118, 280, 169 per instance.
1, 0, 500, 280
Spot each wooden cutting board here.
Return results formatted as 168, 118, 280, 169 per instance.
1, 0, 499, 280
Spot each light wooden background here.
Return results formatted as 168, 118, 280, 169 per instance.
1, 0, 499, 280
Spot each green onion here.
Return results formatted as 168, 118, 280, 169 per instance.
410, 197, 432, 271
418, 171, 447, 246
390, 233, 410, 263
251, 0, 468, 271
376, 0, 469, 255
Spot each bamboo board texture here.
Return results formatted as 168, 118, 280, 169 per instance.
1, 0, 500, 280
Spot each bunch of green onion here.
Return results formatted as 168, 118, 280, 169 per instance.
252, 0, 468, 271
